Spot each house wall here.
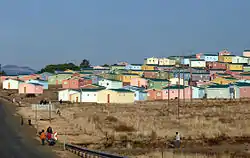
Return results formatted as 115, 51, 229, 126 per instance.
204, 56, 218, 62
97, 90, 134, 103
240, 75, 250, 80
147, 90, 162, 100
26, 80, 48, 89
192, 87, 205, 99
148, 80, 168, 89
192, 73, 210, 81
120, 75, 139, 83
232, 56, 248, 64
243, 66, 250, 72
143, 71, 158, 79
98, 79, 123, 89
48, 74, 72, 85
141, 65, 156, 71
158, 58, 176, 66
239, 87, 250, 98
136, 91, 147, 101
125, 65, 141, 70
243, 51, 250, 57
70, 93, 81, 103
207, 62, 227, 70
144, 57, 159, 65
58, 90, 79, 101
190, 61, 206, 68
81, 91, 98, 102
227, 64, 243, 71
218, 56, 233, 63
19, 83, 43, 94
162, 88, 191, 99
3, 80, 20, 89
130, 78, 148, 88
206, 88, 230, 98
0, 76, 18, 82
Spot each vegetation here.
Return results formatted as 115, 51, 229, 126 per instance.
39, 59, 91, 73
0, 71, 6, 75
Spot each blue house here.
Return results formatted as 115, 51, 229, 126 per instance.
38, 72, 54, 80
173, 71, 191, 80
123, 86, 147, 101
192, 86, 205, 98
200, 54, 218, 62
26, 79, 48, 89
88, 75, 103, 84
125, 64, 142, 70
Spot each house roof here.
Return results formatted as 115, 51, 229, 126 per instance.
102, 78, 122, 82
121, 73, 139, 76
203, 53, 218, 56
207, 84, 230, 88
235, 82, 250, 87
80, 88, 104, 92
5, 78, 24, 82
80, 72, 93, 74
240, 73, 250, 76
145, 64, 158, 66
108, 88, 133, 93
24, 83, 43, 86
147, 78, 169, 82
163, 85, 188, 89
130, 64, 142, 66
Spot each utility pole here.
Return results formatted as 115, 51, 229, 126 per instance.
168, 70, 170, 106
36, 104, 38, 133
49, 103, 51, 123
178, 67, 180, 121
182, 56, 185, 105
189, 56, 193, 103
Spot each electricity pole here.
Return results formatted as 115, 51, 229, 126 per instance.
178, 67, 180, 121
168, 70, 170, 106
36, 104, 38, 133
49, 103, 51, 123
182, 56, 185, 105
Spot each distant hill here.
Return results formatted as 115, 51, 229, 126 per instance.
1, 65, 37, 75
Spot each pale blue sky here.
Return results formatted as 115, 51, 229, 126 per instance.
0, 0, 250, 69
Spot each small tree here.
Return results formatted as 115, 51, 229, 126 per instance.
80, 59, 90, 68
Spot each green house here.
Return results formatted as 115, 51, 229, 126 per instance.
48, 73, 73, 85
110, 65, 126, 72
147, 78, 169, 90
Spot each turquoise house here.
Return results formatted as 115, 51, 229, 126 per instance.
192, 86, 205, 99
123, 86, 147, 101
38, 72, 54, 80
26, 79, 49, 89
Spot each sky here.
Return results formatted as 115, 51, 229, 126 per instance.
0, 0, 250, 70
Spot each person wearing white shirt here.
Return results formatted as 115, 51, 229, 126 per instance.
175, 132, 181, 148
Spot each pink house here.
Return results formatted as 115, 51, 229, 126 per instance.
162, 85, 191, 100
239, 73, 250, 80
62, 77, 92, 89
0, 75, 18, 82
18, 83, 43, 94
237, 83, 250, 98
146, 89, 163, 100
130, 77, 148, 88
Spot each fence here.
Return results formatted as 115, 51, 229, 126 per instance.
31, 104, 56, 111
65, 144, 126, 158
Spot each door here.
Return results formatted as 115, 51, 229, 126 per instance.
76, 97, 78, 103
8, 82, 10, 89
56, 80, 58, 85
107, 94, 110, 103
24, 87, 26, 93
138, 81, 140, 87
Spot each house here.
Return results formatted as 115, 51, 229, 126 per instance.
125, 64, 142, 70
141, 64, 157, 71
88, 75, 103, 84
147, 78, 169, 90
92, 69, 110, 75
81, 84, 106, 89
190, 59, 206, 68
218, 49, 231, 56
48, 73, 73, 85
232, 56, 249, 64
170, 78, 188, 85
210, 69, 226, 80
97, 89, 134, 104
130, 77, 148, 88
181, 57, 191, 65
105, 73, 120, 81
227, 63, 243, 71
144, 57, 159, 65
162, 85, 191, 100
243, 66, 250, 72
156, 65, 174, 71
69, 92, 81, 103
58, 89, 80, 101
18, 83, 43, 94
192, 72, 210, 81
110, 65, 126, 72
235, 82, 250, 98
206, 84, 239, 99
173, 71, 191, 80
243, 50, 250, 57
239, 73, 250, 80
192, 86, 205, 99
211, 77, 237, 85
143, 70, 159, 79
127, 70, 144, 76
157, 71, 172, 79
200, 54, 218, 62
98, 79, 123, 89
218, 55, 235, 63
2, 79, 24, 89
146, 89, 163, 100
62, 77, 89, 89
38, 72, 53, 80
119, 73, 139, 85
206, 61, 227, 70
25, 79, 48, 89
0, 75, 18, 82
123, 86, 147, 101
80, 88, 104, 103
158, 58, 176, 66
18, 74, 38, 81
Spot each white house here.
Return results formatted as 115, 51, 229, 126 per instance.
232, 56, 249, 64
80, 89, 103, 102
58, 89, 80, 101
3, 79, 23, 90
190, 59, 206, 68
144, 57, 159, 65
98, 79, 123, 89
158, 58, 176, 66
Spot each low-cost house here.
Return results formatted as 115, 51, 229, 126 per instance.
125, 64, 142, 70
146, 89, 163, 100
62, 76, 92, 89
130, 77, 148, 88
144, 57, 159, 65
162, 85, 191, 99
58, 89, 80, 101
232, 56, 249, 64
218, 55, 235, 63
158, 58, 176, 66
147, 78, 169, 90
227, 63, 243, 71
190, 59, 206, 68
141, 64, 157, 71
211, 76, 238, 85
18, 83, 43, 94
206, 84, 239, 99
97, 89, 134, 104
123, 86, 147, 101
143, 70, 159, 79
38, 72, 53, 80
119, 73, 139, 85
192, 72, 210, 81
2, 78, 24, 89
48, 73, 73, 85
25, 79, 48, 89
98, 79, 123, 89
200, 54, 218, 62
0, 75, 18, 82
192, 86, 205, 99
80, 88, 104, 103
206, 62, 227, 70
236, 82, 250, 98
110, 65, 126, 72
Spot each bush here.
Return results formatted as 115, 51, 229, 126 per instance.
114, 124, 136, 132
105, 116, 118, 122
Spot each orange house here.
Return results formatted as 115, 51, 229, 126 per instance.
146, 89, 163, 100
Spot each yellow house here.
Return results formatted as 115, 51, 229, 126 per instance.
141, 64, 156, 71
218, 55, 234, 63
119, 73, 139, 83
64, 69, 75, 73
127, 70, 144, 76
211, 77, 237, 85
97, 89, 134, 104
144, 57, 159, 65
227, 63, 243, 71
69, 92, 81, 103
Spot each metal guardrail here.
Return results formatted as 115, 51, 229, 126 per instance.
65, 144, 127, 158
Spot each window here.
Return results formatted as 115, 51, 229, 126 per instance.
72, 81, 75, 84
134, 93, 136, 97
64, 81, 68, 84
172, 91, 174, 93
156, 92, 161, 96
87, 94, 89, 96
94, 94, 96, 96
107, 83, 109, 86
